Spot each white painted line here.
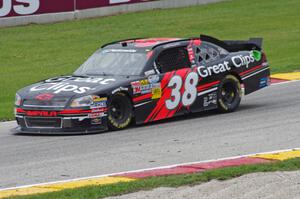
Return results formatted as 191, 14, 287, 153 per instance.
0, 148, 299, 192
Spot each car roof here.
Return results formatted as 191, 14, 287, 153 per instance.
102, 38, 190, 50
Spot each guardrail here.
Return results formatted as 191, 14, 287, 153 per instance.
0, 0, 224, 27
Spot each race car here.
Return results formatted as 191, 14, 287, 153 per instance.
15, 35, 270, 134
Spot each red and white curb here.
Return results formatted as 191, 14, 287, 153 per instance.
1, 148, 300, 198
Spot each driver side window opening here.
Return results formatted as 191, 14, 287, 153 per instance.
155, 46, 191, 73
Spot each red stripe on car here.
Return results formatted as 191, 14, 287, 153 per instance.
133, 93, 152, 103
239, 65, 262, 76
197, 81, 220, 92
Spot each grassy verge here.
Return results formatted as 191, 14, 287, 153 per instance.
1, 0, 300, 120
10, 158, 300, 199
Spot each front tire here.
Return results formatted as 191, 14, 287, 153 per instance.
217, 75, 242, 113
107, 92, 133, 130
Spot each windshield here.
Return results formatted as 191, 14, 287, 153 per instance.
74, 49, 147, 76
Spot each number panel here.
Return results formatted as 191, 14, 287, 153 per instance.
165, 75, 182, 110
165, 71, 199, 110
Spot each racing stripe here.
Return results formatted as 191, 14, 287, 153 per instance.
239, 65, 262, 77
242, 67, 270, 80
197, 81, 220, 92
144, 71, 175, 123
164, 69, 190, 119
133, 93, 152, 103
145, 69, 191, 123
148, 71, 178, 121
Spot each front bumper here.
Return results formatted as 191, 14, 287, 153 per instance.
15, 108, 108, 135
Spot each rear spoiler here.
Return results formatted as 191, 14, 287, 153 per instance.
200, 35, 263, 52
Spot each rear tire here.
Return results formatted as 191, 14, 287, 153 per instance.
217, 75, 242, 113
107, 92, 133, 130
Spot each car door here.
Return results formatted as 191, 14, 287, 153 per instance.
141, 45, 201, 123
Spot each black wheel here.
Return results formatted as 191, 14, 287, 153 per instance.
217, 75, 242, 113
107, 92, 133, 130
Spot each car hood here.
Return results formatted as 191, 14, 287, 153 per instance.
17, 75, 134, 107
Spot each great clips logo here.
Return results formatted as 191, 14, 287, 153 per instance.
0, 0, 40, 17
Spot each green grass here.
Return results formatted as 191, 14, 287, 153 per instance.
10, 158, 300, 199
1, 0, 300, 120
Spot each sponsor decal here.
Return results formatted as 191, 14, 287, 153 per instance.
91, 118, 102, 125
76, 0, 155, 10
91, 108, 107, 113
148, 75, 159, 84
35, 93, 54, 101
259, 77, 270, 88
187, 39, 200, 67
197, 51, 259, 78
45, 76, 116, 85
131, 78, 162, 99
141, 84, 152, 94
140, 79, 149, 86
92, 95, 103, 102
1, 0, 75, 18
252, 50, 262, 61
203, 92, 217, 107
89, 112, 106, 119
132, 79, 162, 99
231, 52, 255, 68
187, 46, 196, 67
197, 61, 231, 78
1, 0, 154, 18
44, 76, 70, 83
144, 69, 156, 76
151, 83, 162, 100
131, 81, 142, 94
73, 77, 115, 85
132, 80, 151, 94
30, 83, 92, 94
91, 97, 107, 109
90, 97, 107, 119
0, 0, 40, 17
26, 110, 58, 117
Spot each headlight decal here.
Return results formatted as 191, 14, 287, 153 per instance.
15, 93, 22, 106
70, 95, 94, 108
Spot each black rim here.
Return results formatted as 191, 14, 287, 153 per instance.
109, 99, 125, 121
221, 82, 237, 105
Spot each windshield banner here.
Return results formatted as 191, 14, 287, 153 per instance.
0, 0, 154, 18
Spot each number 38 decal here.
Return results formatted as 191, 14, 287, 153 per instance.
166, 72, 199, 110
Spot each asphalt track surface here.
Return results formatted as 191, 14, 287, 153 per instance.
1, 81, 300, 189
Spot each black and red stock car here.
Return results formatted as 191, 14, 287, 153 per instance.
15, 35, 270, 134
